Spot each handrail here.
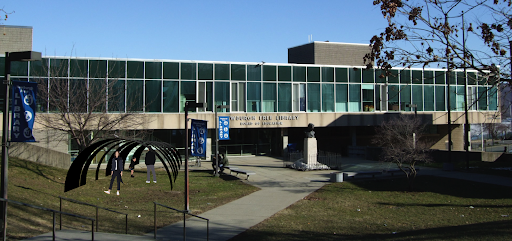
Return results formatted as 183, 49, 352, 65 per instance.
59, 196, 128, 234
0, 197, 95, 241
153, 202, 209, 241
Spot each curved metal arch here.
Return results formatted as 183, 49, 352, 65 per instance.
64, 138, 182, 192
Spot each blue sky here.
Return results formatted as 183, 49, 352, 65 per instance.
3, 1, 388, 63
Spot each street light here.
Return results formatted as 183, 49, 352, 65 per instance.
214, 105, 228, 177
2, 51, 41, 240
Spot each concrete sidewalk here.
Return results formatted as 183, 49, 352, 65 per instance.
24, 156, 512, 240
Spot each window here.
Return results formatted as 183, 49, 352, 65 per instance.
307, 67, 320, 82
349, 84, 361, 112
127, 80, 143, 111
375, 70, 387, 83
293, 83, 306, 112
388, 70, 399, 83
69, 79, 87, 113
424, 71, 434, 84
478, 87, 487, 111
30, 58, 49, 77
293, 66, 306, 82
400, 85, 411, 111
180, 81, 196, 112
247, 82, 261, 112
349, 68, 361, 83
322, 84, 334, 112
468, 86, 478, 110
145, 80, 161, 112
278, 83, 292, 112
181, 63, 196, 80
145, 62, 162, 79
198, 63, 213, 80
247, 65, 261, 81
412, 70, 422, 84
388, 85, 400, 111
435, 71, 446, 84
50, 59, 68, 77
335, 84, 348, 112
70, 59, 88, 78
89, 60, 107, 79
424, 85, 434, 111
278, 66, 291, 81
362, 84, 374, 112
163, 81, 179, 112
457, 72, 465, 85
231, 64, 245, 81
215, 64, 229, 80
108, 60, 126, 79
335, 68, 348, 82
322, 67, 334, 82
127, 61, 144, 79
489, 86, 498, 111
362, 69, 374, 83
215, 82, 230, 111
412, 85, 423, 111
163, 62, 179, 79
108, 79, 125, 112
231, 82, 246, 112
400, 70, 411, 84
435, 86, 445, 111
263, 83, 277, 112
89, 79, 106, 112
263, 65, 277, 81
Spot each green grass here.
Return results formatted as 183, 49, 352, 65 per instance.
420, 159, 512, 178
231, 176, 512, 241
6, 157, 258, 240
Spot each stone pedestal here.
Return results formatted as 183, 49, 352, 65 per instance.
304, 138, 318, 165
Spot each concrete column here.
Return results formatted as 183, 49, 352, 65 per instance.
206, 137, 212, 161
282, 128, 289, 157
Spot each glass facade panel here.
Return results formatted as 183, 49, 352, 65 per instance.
127, 61, 144, 79
247, 65, 261, 81
215, 64, 229, 80
231, 82, 245, 112
10, 61, 28, 77
362, 69, 374, 83
163, 62, 179, 79
489, 86, 498, 111
362, 84, 374, 111
293, 83, 306, 111
388, 70, 399, 83
448, 71, 456, 85
163, 81, 179, 112
375, 70, 386, 83
247, 82, 261, 112
70, 59, 87, 78
349, 84, 361, 112
307, 67, 320, 82
322, 67, 334, 82
89, 60, 107, 79
127, 80, 143, 111
30, 58, 49, 76
278, 66, 291, 81
69, 79, 87, 112
181, 63, 196, 80
456, 72, 465, 85
336, 84, 348, 112
467, 72, 477, 85
206, 82, 213, 111
349, 68, 361, 83
49, 78, 68, 112
388, 85, 399, 111
36, 78, 48, 112
293, 66, 306, 82
424, 71, 434, 84
307, 83, 320, 112
215, 82, 230, 111
400, 70, 411, 84
412, 85, 423, 111
335, 68, 348, 82
278, 83, 292, 112
322, 84, 334, 112
145, 62, 162, 79
108, 61, 126, 79
108, 79, 125, 112
145, 80, 162, 112
412, 70, 422, 84
198, 63, 213, 80
231, 64, 246, 81
435, 71, 446, 84
478, 87, 488, 110
424, 85, 434, 111
435, 86, 446, 111
180, 81, 196, 111
263, 65, 277, 81
89, 79, 106, 112
400, 85, 411, 111
50, 59, 69, 77
262, 83, 277, 112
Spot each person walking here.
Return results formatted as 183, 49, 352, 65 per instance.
145, 148, 157, 183
104, 151, 124, 196
129, 156, 138, 178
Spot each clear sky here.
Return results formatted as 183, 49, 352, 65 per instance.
3, 1, 388, 63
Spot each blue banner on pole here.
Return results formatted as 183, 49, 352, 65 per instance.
218, 116, 230, 140
191, 119, 207, 157
11, 81, 38, 142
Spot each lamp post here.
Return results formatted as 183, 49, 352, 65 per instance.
2, 51, 41, 240
214, 105, 228, 177
183, 101, 203, 212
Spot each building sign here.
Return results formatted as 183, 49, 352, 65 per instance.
218, 116, 230, 140
230, 115, 299, 126
11, 81, 37, 142
191, 119, 207, 157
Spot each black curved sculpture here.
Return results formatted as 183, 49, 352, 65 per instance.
64, 138, 182, 192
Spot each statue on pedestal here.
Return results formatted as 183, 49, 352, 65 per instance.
305, 123, 315, 138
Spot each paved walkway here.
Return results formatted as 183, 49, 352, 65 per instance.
24, 156, 512, 240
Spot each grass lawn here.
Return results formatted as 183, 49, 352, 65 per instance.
420, 159, 512, 178
231, 176, 512, 241
6, 157, 258, 240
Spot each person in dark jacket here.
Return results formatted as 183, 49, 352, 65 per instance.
145, 148, 157, 183
129, 156, 138, 178
104, 151, 123, 195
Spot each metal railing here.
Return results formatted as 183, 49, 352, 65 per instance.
0, 197, 95, 241
153, 202, 209, 240
285, 151, 343, 170
59, 196, 128, 234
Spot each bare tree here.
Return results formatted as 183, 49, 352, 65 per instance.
33, 59, 152, 152
373, 115, 431, 191
483, 121, 509, 143
365, 0, 509, 83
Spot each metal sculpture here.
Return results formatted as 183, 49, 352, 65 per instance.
64, 138, 182, 192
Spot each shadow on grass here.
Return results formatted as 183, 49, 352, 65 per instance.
348, 176, 512, 200
229, 219, 512, 241
10, 158, 62, 184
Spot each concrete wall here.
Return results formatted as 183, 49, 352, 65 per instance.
9, 142, 71, 169
288, 41, 371, 66
431, 124, 465, 151
0, 25, 33, 53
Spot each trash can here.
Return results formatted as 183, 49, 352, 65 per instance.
330, 172, 343, 182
